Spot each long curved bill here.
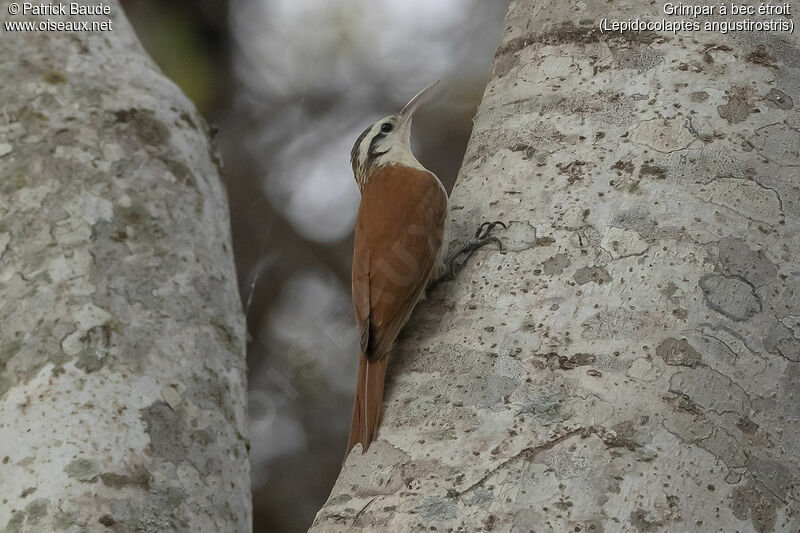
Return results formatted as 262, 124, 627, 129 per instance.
400, 80, 440, 119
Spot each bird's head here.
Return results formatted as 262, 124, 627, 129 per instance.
350, 80, 439, 189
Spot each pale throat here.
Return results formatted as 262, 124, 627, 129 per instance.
374, 146, 426, 174
352, 116, 432, 190
356, 140, 426, 189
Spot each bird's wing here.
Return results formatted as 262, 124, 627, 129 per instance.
352, 165, 447, 361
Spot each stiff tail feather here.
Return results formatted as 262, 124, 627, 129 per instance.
345, 353, 388, 459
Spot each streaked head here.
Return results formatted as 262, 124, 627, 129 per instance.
350, 81, 439, 189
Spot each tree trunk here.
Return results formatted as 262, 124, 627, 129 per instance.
0, 2, 250, 531
311, 1, 800, 531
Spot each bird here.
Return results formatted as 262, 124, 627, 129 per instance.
345, 81, 504, 458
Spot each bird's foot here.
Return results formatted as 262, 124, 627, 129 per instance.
443, 221, 506, 280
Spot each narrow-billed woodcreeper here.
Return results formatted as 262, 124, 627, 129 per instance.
346, 81, 503, 457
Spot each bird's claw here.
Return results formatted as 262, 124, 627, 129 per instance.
443, 220, 507, 279
478, 235, 503, 251
475, 220, 507, 239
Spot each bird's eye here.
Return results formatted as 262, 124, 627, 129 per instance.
380, 122, 393, 133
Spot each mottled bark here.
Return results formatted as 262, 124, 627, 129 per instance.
312, 1, 800, 531
0, 2, 250, 531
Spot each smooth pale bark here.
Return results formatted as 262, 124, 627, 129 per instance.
312, 1, 800, 531
0, 2, 250, 531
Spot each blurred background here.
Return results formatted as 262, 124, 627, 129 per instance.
120, 0, 507, 530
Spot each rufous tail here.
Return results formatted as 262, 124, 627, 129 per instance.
345, 353, 388, 460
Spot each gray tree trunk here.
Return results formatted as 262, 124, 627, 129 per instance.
0, 2, 251, 531
312, 1, 800, 531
